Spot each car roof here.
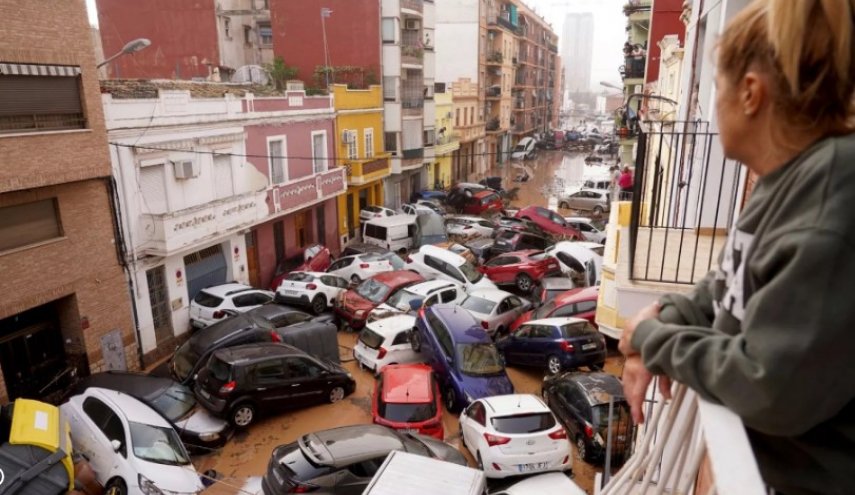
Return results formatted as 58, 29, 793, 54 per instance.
564, 217, 593, 224
290, 271, 328, 278
418, 245, 467, 265
372, 270, 423, 286
525, 317, 588, 327
496, 249, 541, 259
467, 288, 513, 302
364, 215, 416, 227
213, 343, 305, 364
430, 304, 490, 343
561, 372, 625, 405
554, 286, 599, 304
201, 283, 254, 297
547, 242, 599, 262
381, 364, 434, 404
472, 190, 495, 198
580, 188, 610, 194
79, 372, 177, 402
301, 425, 405, 467
482, 394, 549, 416
405, 279, 459, 295
86, 387, 171, 427
447, 215, 487, 222
501, 472, 586, 495
189, 314, 260, 350
247, 303, 306, 321
366, 314, 417, 336
541, 277, 575, 289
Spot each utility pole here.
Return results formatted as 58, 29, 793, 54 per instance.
321, 7, 333, 89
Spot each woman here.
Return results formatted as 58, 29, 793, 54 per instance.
618, 166, 633, 199
619, 1, 855, 494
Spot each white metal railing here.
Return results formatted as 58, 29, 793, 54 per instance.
598, 382, 766, 495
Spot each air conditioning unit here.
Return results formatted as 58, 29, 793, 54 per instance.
272, 188, 281, 212
172, 160, 199, 179
404, 19, 420, 30
341, 130, 355, 143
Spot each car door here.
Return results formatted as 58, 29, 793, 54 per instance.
530, 325, 557, 366
504, 325, 530, 364
439, 287, 463, 305
497, 296, 526, 328
483, 256, 516, 284
284, 356, 328, 406
77, 396, 128, 480
328, 257, 355, 279
247, 358, 293, 410
460, 401, 487, 453
321, 275, 348, 300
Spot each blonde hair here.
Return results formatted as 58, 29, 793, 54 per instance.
718, 0, 855, 134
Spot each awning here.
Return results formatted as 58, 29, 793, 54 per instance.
0, 62, 81, 77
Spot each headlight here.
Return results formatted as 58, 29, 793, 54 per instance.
198, 431, 220, 442
139, 474, 165, 495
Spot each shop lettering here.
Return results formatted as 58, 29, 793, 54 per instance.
172, 213, 215, 232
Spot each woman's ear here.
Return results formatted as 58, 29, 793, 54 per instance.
741, 71, 767, 117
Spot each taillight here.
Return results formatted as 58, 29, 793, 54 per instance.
560, 341, 575, 353
377, 346, 387, 359
405, 255, 413, 263
360, 263, 370, 268
270, 331, 282, 342
306, 283, 317, 290
213, 310, 226, 319
290, 482, 319, 493
584, 423, 594, 438
219, 381, 236, 395
481, 321, 489, 330
549, 428, 568, 440
483, 433, 511, 447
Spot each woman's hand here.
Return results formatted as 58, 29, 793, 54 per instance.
619, 302, 660, 357
623, 355, 672, 424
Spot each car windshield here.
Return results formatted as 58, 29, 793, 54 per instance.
532, 300, 557, 319
456, 343, 504, 376
149, 383, 197, 421
545, 289, 568, 302
193, 291, 222, 308
460, 296, 496, 314
491, 413, 556, 434
172, 341, 199, 381
356, 278, 392, 304
458, 261, 483, 283
513, 144, 526, 152
379, 401, 437, 423
385, 289, 423, 311
559, 321, 597, 338
377, 252, 405, 270
129, 422, 190, 465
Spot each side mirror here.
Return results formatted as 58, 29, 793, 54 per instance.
111, 439, 122, 453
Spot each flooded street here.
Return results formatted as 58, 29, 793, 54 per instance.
198, 148, 626, 495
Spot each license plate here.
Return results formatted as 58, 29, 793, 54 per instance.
284, 290, 298, 295
200, 389, 211, 399
518, 462, 548, 473
582, 343, 598, 351
401, 428, 419, 434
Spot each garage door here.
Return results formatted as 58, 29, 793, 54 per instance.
184, 244, 227, 300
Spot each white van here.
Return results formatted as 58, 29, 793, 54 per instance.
363, 450, 486, 495
362, 215, 418, 252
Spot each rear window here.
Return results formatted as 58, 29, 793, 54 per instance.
207, 356, 233, 382
287, 272, 314, 282
559, 321, 598, 338
364, 224, 388, 240
359, 328, 385, 350
365, 206, 383, 213
193, 291, 223, 308
491, 413, 556, 434
461, 296, 496, 314
379, 401, 437, 423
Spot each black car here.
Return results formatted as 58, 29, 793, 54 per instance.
541, 372, 633, 464
491, 229, 551, 255
194, 343, 355, 428
493, 216, 548, 238
262, 425, 466, 495
74, 371, 232, 452
171, 304, 335, 386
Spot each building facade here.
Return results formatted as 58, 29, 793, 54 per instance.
0, 0, 137, 401
561, 12, 593, 94
96, 0, 273, 80
432, 87, 460, 189
450, 78, 486, 182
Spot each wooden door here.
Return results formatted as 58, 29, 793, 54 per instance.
245, 231, 260, 287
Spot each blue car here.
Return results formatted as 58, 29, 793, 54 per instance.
410, 304, 514, 412
410, 189, 447, 203
497, 317, 606, 375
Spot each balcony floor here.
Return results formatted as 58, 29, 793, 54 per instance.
632, 227, 727, 285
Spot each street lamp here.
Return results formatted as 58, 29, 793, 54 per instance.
97, 38, 151, 69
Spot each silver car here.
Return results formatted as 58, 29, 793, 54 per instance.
460, 288, 532, 337
558, 188, 611, 216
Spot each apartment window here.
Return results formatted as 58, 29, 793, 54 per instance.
423, 129, 435, 146
244, 25, 252, 45
0, 199, 63, 252
383, 76, 396, 100
0, 67, 85, 134
139, 164, 168, 213
224, 17, 232, 38
213, 154, 235, 199
364, 129, 374, 159
273, 221, 285, 265
312, 131, 328, 173
384, 132, 397, 152
344, 129, 358, 160
382, 18, 396, 43
268, 137, 287, 184
258, 22, 273, 46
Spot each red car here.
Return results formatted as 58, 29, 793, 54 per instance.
509, 285, 599, 332
479, 250, 562, 293
269, 244, 332, 290
515, 206, 581, 240
372, 364, 444, 439
334, 270, 424, 329
462, 190, 504, 216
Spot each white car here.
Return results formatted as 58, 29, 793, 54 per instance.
327, 252, 405, 283
274, 271, 349, 314
544, 241, 604, 287
360, 205, 397, 222
401, 202, 443, 216
564, 217, 606, 244
558, 189, 611, 216
459, 394, 571, 479
189, 283, 274, 329
406, 245, 497, 291
488, 472, 586, 495
61, 387, 205, 494
368, 280, 467, 322
352, 314, 424, 374
511, 137, 537, 160
445, 215, 497, 241
459, 288, 531, 337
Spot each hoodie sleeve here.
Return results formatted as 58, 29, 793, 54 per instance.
631, 230, 855, 436
656, 270, 716, 326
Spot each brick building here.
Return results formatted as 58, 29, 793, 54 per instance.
0, 0, 137, 401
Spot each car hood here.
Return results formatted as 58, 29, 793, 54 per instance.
135, 459, 204, 494
174, 405, 230, 437
472, 277, 498, 290
342, 291, 377, 311
459, 373, 514, 401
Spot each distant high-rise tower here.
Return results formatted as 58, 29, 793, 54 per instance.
561, 12, 594, 93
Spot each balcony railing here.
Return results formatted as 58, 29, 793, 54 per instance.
345, 156, 391, 185
486, 118, 500, 131
628, 121, 747, 285
622, 57, 646, 79
487, 51, 503, 64
401, 0, 423, 12
401, 98, 424, 109
402, 148, 424, 159
0, 112, 86, 134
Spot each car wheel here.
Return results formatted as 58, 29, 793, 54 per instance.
559, 201, 570, 209
105, 478, 127, 495
311, 295, 327, 315
410, 329, 422, 352
547, 355, 562, 375
231, 403, 256, 428
328, 386, 346, 403
444, 387, 458, 413
577, 436, 590, 462
516, 273, 534, 292
593, 206, 604, 216
350, 274, 361, 284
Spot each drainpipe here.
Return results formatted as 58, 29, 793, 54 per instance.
681, 0, 704, 123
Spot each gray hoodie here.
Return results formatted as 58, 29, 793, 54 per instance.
631, 134, 855, 495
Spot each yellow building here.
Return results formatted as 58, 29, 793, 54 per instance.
432, 88, 459, 189
332, 84, 392, 243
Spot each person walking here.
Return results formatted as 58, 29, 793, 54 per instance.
618, 166, 633, 199
619, 1, 855, 494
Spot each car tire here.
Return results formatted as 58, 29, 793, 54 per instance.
350, 274, 361, 284
516, 273, 534, 293
328, 386, 346, 403
559, 201, 570, 209
105, 478, 127, 495
311, 295, 327, 315
444, 387, 458, 413
593, 206, 604, 216
410, 329, 422, 352
230, 403, 256, 429
577, 435, 591, 463
547, 355, 563, 375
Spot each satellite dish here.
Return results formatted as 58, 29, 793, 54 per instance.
232, 65, 269, 85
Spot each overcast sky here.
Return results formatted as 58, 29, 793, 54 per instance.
85, 0, 625, 90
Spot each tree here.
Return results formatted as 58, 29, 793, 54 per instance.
265, 57, 298, 90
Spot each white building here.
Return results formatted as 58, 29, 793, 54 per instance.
561, 12, 594, 93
